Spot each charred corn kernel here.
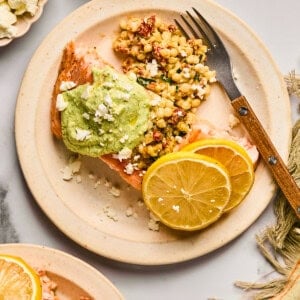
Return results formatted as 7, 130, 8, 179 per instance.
156, 107, 165, 118
191, 99, 201, 108
144, 133, 154, 144
160, 48, 171, 58
120, 31, 128, 38
180, 83, 191, 93
131, 45, 139, 56
137, 53, 146, 60
168, 57, 178, 64
120, 19, 128, 30
181, 100, 192, 110
164, 107, 173, 117
156, 119, 167, 128
171, 73, 181, 82
177, 121, 189, 132
186, 55, 200, 64
144, 44, 153, 53
170, 48, 178, 57
113, 16, 215, 169
186, 112, 196, 124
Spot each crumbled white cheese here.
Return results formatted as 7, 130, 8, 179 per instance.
128, 72, 137, 81
81, 85, 92, 99
175, 136, 183, 143
61, 166, 73, 181
119, 134, 129, 144
180, 50, 187, 57
111, 72, 119, 81
117, 92, 130, 101
158, 197, 164, 202
61, 157, 81, 181
150, 95, 162, 106
88, 172, 95, 180
124, 163, 134, 175
94, 179, 101, 189
125, 206, 134, 217
75, 128, 91, 141
95, 103, 108, 118
59, 81, 76, 92
104, 178, 112, 188
192, 84, 206, 98
182, 67, 190, 79
137, 199, 144, 207
103, 81, 114, 88
104, 94, 113, 107
146, 59, 158, 77
56, 94, 68, 111
148, 213, 160, 231
112, 147, 132, 161
103, 205, 118, 221
82, 112, 90, 120
109, 186, 121, 197
133, 155, 140, 161
76, 175, 82, 183
121, 83, 133, 92
172, 205, 180, 213
69, 160, 82, 173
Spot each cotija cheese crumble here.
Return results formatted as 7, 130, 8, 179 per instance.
113, 15, 216, 171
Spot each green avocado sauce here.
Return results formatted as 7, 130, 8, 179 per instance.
60, 67, 150, 157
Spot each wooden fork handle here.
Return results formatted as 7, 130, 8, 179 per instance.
231, 95, 300, 218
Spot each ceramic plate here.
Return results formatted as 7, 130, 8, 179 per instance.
0, 0, 48, 47
0, 243, 123, 299
15, 0, 291, 265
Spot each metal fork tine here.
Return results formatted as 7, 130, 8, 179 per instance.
174, 19, 190, 40
179, 15, 200, 40
192, 7, 223, 48
185, 10, 211, 48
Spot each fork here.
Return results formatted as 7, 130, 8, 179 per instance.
175, 8, 300, 218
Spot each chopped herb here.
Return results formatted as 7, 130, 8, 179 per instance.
136, 76, 156, 87
160, 74, 173, 84
194, 73, 200, 81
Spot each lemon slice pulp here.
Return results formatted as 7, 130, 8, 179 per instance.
142, 152, 231, 231
0, 254, 42, 299
182, 139, 254, 211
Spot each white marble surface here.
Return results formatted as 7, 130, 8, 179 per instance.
0, 0, 299, 299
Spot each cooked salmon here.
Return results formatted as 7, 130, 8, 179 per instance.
51, 42, 258, 190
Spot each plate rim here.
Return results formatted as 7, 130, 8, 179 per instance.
15, 0, 291, 265
0, 243, 124, 299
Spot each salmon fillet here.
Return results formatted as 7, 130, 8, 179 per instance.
51, 42, 258, 190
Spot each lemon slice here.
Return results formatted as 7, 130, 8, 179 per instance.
0, 254, 42, 299
182, 139, 254, 212
142, 152, 231, 231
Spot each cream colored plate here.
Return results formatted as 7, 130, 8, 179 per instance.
0, 0, 48, 47
15, 0, 291, 265
0, 243, 124, 299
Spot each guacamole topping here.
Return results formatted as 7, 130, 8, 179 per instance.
60, 67, 150, 157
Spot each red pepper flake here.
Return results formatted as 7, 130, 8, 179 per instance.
170, 108, 186, 124
153, 130, 163, 142
168, 24, 177, 33
138, 15, 156, 37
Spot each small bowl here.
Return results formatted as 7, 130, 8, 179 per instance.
0, 0, 48, 47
